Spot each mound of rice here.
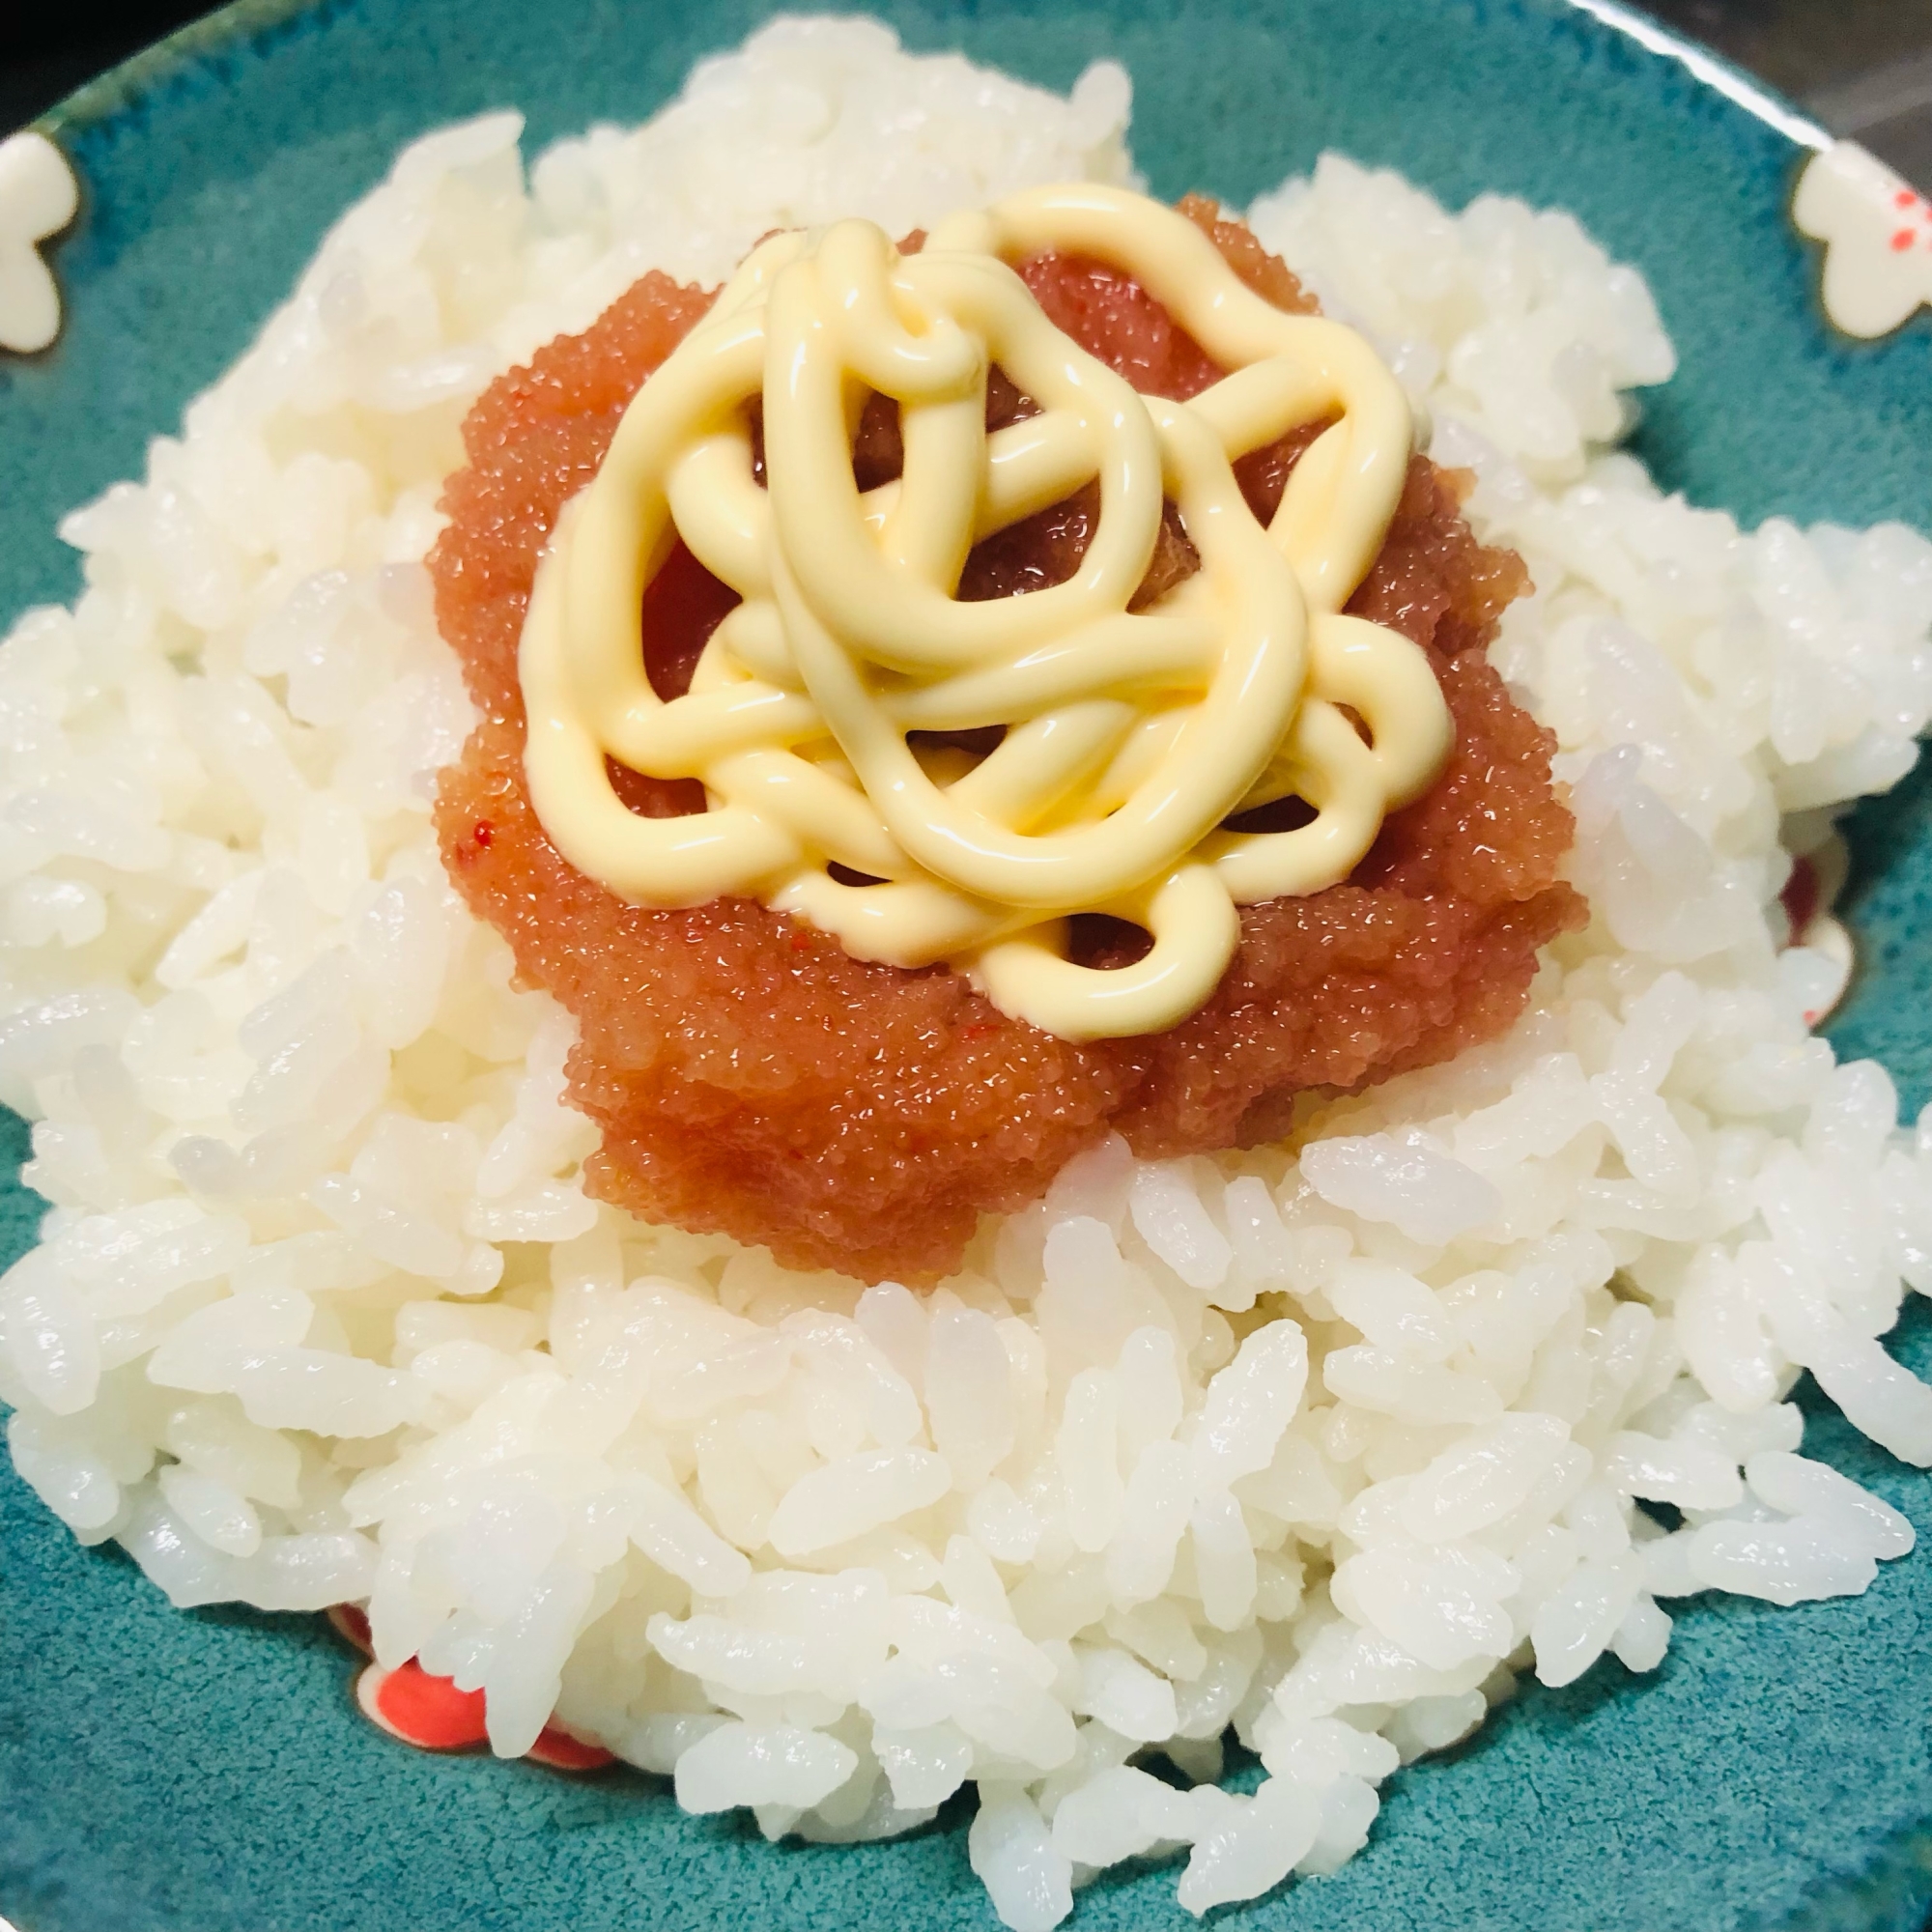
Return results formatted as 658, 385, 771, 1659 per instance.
4, 17, 1932, 1925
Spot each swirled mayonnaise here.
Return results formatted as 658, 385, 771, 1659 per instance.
520, 185, 1451, 1040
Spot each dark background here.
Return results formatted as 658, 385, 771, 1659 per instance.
5, 0, 1932, 184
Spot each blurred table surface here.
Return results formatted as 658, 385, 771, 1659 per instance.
2, 0, 1931, 181
1645, 0, 1932, 186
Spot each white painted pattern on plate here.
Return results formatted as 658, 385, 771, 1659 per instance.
1794, 140, 1932, 339
0, 132, 79, 355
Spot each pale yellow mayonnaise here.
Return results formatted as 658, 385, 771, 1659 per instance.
519, 185, 1451, 1040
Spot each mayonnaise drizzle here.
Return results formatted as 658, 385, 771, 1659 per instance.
520, 185, 1452, 1040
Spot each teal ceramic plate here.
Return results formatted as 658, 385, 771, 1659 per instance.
4, 3, 1932, 1929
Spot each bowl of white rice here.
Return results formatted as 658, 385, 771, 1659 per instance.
4, 3, 1932, 1930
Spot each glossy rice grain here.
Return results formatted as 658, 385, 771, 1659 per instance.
431, 210, 1583, 1281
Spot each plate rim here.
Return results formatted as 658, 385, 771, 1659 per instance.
34, 0, 1825, 157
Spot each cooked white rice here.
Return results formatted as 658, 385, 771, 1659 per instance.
4, 16, 1932, 1926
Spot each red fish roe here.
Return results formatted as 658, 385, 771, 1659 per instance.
431, 209, 1583, 1283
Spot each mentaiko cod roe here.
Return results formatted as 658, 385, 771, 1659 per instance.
430, 202, 1585, 1283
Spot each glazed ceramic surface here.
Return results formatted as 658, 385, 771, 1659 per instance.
3, 1, 1931, 1928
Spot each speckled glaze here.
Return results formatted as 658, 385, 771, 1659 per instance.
3, 2, 1932, 1929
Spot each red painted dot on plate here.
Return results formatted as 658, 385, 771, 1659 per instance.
1897, 188, 1918, 210
1779, 854, 1819, 939
529, 1724, 615, 1772
1891, 229, 1917, 252
328, 1603, 374, 1655
373, 1659, 491, 1750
